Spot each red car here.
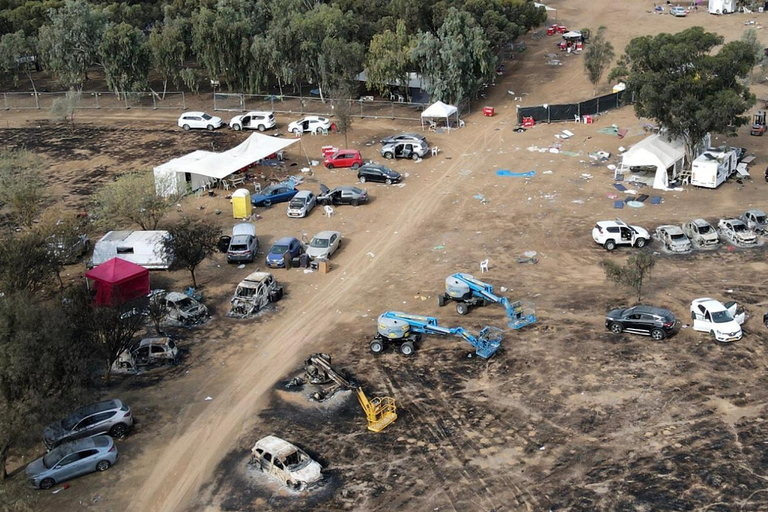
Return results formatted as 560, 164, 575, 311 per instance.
324, 149, 363, 169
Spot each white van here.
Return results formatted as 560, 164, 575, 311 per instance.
287, 190, 317, 218
89, 231, 172, 269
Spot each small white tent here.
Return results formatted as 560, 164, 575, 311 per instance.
619, 134, 686, 190
421, 101, 460, 130
153, 133, 299, 197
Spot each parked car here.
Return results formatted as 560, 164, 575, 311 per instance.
251, 183, 298, 207
324, 149, 363, 169
740, 209, 768, 233
381, 140, 429, 160
266, 237, 303, 268
318, 184, 368, 206
160, 291, 209, 326
44, 399, 133, 450
177, 111, 223, 131
718, 218, 757, 246
287, 116, 331, 135
605, 305, 680, 340
690, 297, 745, 343
287, 190, 317, 218
357, 163, 402, 184
380, 133, 428, 145
228, 272, 283, 318
250, 435, 322, 490
306, 231, 341, 260
229, 111, 276, 131
114, 337, 178, 372
592, 220, 650, 251
655, 225, 692, 252
682, 219, 719, 247
669, 6, 688, 16
26, 436, 117, 490
227, 223, 258, 263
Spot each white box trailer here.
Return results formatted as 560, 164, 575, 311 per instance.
90, 231, 172, 269
708, 0, 737, 14
690, 150, 739, 189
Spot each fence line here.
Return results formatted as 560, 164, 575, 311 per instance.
2, 91, 186, 110
516, 90, 632, 124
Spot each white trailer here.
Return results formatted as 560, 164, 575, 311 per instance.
690, 150, 739, 189
708, 0, 737, 14
90, 230, 172, 269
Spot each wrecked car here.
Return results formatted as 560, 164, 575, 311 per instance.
250, 435, 322, 490
690, 298, 745, 343
718, 218, 757, 246
655, 225, 691, 253
162, 292, 209, 326
228, 272, 284, 318
681, 219, 719, 247
740, 209, 768, 234
114, 337, 179, 372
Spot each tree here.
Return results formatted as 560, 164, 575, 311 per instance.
50, 88, 82, 132
98, 22, 151, 98
146, 293, 168, 335
0, 291, 98, 479
0, 231, 61, 294
610, 27, 757, 164
37, 0, 105, 88
365, 20, 416, 101
330, 84, 354, 148
740, 28, 767, 84
0, 148, 47, 228
583, 26, 614, 95
37, 212, 90, 287
161, 217, 220, 288
148, 16, 188, 99
91, 172, 172, 230
601, 252, 656, 302
413, 8, 496, 104
0, 31, 40, 95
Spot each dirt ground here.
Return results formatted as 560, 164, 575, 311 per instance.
5, 1, 768, 511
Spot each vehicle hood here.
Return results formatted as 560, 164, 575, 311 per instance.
291, 460, 322, 484
712, 320, 742, 336
25, 457, 47, 478
229, 115, 244, 124
699, 232, 719, 242
668, 239, 691, 251
180, 303, 208, 317
266, 253, 285, 262
632, 226, 650, 238
43, 422, 65, 444
733, 230, 757, 242
306, 246, 329, 259
606, 308, 626, 320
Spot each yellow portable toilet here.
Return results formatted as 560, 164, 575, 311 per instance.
231, 188, 252, 219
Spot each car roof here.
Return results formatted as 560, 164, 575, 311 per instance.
692, 218, 710, 227
137, 337, 171, 347
361, 163, 389, 171
293, 190, 313, 197
240, 271, 273, 284
253, 435, 300, 458
658, 225, 684, 234
165, 292, 193, 302
312, 230, 340, 239
631, 305, 673, 316
746, 209, 766, 216
50, 435, 112, 457
725, 218, 745, 225
336, 186, 361, 192
72, 399, 121, 420
692, 298, 726, 311
243, 111, 273, 115
183, 111, 207, 116
273, 236, 298, 245
597, 220, 626, 227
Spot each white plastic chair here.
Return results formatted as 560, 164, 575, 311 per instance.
324, 205, 334, 217
431, 147, 439, 156
253, 182, 262, 193
574, 115, 581, 123
480, 259, 489, 273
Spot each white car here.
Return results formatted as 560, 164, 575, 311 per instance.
229, 111, 276, 131
592, 220, 650, 251
718, 218, 757, 246
177, 111, 223, 131
305, 230, 341, 260
287, 190, 317, 218
287, 116, 331, 136
690, 298, 745, 343
250, 435, 322, 490
655, 225, 691, 253
682, 219, 719, 247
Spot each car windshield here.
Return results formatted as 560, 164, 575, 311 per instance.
270, 245, 288, 254
711, 310, 734, 323
670, 233, 685, 240
43, 448, 65, 469
289, 199, 304, 208
698, 225, 711, 234
176, 297, 194, 309
756, 215, 766, 223
61, 414, 81, 431
311, 238, 329, 248
733, 223, 746, 232
202, 114, 212, 120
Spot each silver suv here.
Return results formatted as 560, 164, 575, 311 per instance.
227, 223, 258, 263
44, 399, 133, 449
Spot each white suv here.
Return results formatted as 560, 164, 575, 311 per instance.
178, 111, 223, 131
287, 116, 331, 135
229, 111, 276, 131
592, 220, 650, 251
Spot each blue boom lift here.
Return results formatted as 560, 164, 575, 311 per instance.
371, 312, 503, 358
438, 273, 536, 329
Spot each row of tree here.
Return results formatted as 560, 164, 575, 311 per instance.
0, 0, 547, 103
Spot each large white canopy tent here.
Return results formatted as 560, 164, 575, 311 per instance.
420, 101, 460, 130
153, 133, 299, 197
619, 134, 686, 190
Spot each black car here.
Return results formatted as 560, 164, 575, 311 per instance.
357, 164, 402, 184
380, 133, 427, 145
605, 305, 680, 340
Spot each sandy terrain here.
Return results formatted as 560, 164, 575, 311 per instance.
4, 1, 768, 511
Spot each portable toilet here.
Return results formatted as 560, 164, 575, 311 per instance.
232, 188, 252, 219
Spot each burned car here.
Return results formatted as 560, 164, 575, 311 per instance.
113, 337, 178, 372
149, 291, 209, 326
740, 209, 768, 234
250, 435, 322, 490
655, 225, 691, 252
681, 219, 719, 247
228, 272, 284, 318
718, 218, 757, 246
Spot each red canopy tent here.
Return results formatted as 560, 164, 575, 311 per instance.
85, 257, 150, 306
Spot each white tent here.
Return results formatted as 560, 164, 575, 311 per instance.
153, 133, 299, 197
620, 134, 686, 190
420, 101, 460, 130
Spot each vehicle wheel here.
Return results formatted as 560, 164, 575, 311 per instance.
370, 340, 384, 354
651, 329, 665, 341
96, 460, 111, 472
352, 163, 360, 170
385, 178, 392, 185
351, 200, 359, 206
263, 199, 272, 207
258, 125, 265, 132
412, 153, 419, 161
326, 163, 334, 169
635, 238, 647, 249
723, 9, 728, 13
437, 294, 446, 307
609, 322, 623, 334
359, 176, 366, 183
710, 330, 718, 341
400, 341, 415, 356
456, 303, 469, 315
39, 478, 55, 490
384, 152, 394, 159
604, 239, 616, 251
109, 423, 128, 438
206, 124, 214, 131
764, 315, 768, 329
233, 124, 242, 131
183, 124, 190, 131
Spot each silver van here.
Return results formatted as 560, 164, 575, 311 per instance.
287, 190, 317, 218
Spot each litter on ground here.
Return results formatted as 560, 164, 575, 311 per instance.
626, 200, 644, 208
651, 196, 663, 205
496, 170, 536, 177
614, 200, 625, 209
614, 183, 628, 191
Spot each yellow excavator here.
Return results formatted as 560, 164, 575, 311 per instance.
302, 354, 397, 433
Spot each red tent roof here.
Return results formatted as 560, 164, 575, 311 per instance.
85, 257, 148, 285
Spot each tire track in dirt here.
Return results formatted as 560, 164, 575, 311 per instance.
127, 115, 513, 512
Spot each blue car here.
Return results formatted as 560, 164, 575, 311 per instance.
266, 237, 303, 268
26, 436, 118, 489
251, 183, 298, 207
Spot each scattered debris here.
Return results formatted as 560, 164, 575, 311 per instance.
205, 396, 213, 401
433, 245, 446, 251
496, 170, 536, 178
